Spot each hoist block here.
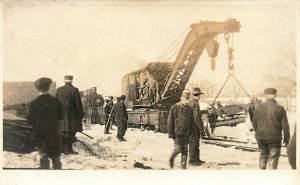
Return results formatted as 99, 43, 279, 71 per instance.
206, 39, 219, 58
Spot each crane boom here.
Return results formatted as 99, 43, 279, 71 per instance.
159, 19, 240, 105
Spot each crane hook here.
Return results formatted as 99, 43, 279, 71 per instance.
224, 33, 230, 45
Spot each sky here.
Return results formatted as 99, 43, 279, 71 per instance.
3, 0, 298, 96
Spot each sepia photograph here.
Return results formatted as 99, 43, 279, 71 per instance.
1, 0, 299, 184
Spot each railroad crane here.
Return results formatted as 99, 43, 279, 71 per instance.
121, 19, 245, 133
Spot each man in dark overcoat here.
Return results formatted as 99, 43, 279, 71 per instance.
103, 97, 112, 134
252, 87, 290, 169
114, 95, 128, 141
27, 77, 63, 169
109, 96, 115, 129
188, 87, 205, 166
56, 75, 83, 155
168, 89, 196, 169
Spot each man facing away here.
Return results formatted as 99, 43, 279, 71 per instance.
168, 89, 196, 169
56, 75, 84, 155
252, 87, 290, 169
27, 77, 63, 169
188, 87, 206, 166
114, 95, 128, 141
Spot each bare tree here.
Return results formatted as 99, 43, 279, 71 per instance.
266, 33, 296, 111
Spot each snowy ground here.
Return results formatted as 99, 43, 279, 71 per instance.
3, 112, 296, 170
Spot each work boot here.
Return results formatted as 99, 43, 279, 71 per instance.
64, 144, 78, 155
197, 159, 206, 164
169, 158, 174, 169
189, 161, 202, 166
52, 157, 62, 170
181, 155, 188, 170
39, 154, 50, 169
118, 138, 127, 142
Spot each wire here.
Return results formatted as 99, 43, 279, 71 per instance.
165, 48, 181, 62
154, 27, 189, 62
157, 37, 185, 62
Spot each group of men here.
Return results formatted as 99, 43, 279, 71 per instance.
27, 75, 294, 170
167, 87, 206, 169
168, 87, 294, 170
103, 95, 129, 142
27, 75, 129, 169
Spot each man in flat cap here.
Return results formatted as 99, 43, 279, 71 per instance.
168, 89, 196, 169
56, 75, 83, 155
27, 77, 63, 169
114, 95, 128, 141
188, 87, 206, 166
252, 87, 290, 169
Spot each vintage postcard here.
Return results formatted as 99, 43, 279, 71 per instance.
1, 0, 299, 185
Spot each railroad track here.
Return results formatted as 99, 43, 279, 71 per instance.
202, 136, 287, 157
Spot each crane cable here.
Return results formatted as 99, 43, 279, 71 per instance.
212, 33, 251, 105
157, 37, 185, 62
154, 27, 189, 62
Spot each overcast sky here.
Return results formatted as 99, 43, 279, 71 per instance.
3, 1, 297, 96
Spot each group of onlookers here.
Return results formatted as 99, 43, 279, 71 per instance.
27, 75, 296, 170
28, 75, 131, 169
167, 87, 296, 170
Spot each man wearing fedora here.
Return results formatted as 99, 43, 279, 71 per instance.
188, 87, 206, 166
27, 77, 63, 169
56, 75, 84, 155
252, 87, 290, 169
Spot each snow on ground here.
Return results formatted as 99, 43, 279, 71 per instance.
3, 112, 296, 170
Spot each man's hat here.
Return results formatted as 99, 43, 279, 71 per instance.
64, 75, 73, 82
192, 87, 204, 95
120, 95, 126, 101
264, 87, 277, 95
34, 77, 52, 92
181, 89, 191, 98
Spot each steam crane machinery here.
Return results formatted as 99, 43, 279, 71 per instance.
121, 19, 242, 133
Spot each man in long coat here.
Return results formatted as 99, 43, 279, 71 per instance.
188, 87, 205, 166
56, 75, 83, 155
114, 95, 128, 141
252, 87, 290, 169
103, 97, 112, 134
28, 77, 63, 169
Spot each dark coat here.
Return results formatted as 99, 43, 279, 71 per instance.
27, 93, 63, 142
167, 102, 196, 138
252, 98, 290, 140
103, 103, 112, 121
114, 101, 128, 124
56, 83, 84, 133
188, 98, 204, 137
287, 127, 296, 169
